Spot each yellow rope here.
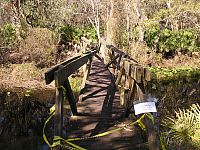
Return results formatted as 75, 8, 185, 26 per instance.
43, 105, 155, 149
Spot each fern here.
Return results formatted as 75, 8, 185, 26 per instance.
162, 104, 200, 149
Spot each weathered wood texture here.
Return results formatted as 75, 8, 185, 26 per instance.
136, 82, 160, 150
55, 50, 97, 86
63, 78, 78, 115
45, 49, 98, 150
100, 43, 160, 150
54, 85, 63, 138
79, 57, 93, 101
45, 55, 81, 84
45, 45, 159, 150
65, 56, 148, 150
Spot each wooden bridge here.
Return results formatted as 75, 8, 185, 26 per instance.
44, 42, 160, 150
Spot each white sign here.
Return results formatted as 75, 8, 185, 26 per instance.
134, 102, 157, 115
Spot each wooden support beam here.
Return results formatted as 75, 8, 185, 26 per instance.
79, 57, 93, 101
63, 78, 78, 116
114, 54, 122, 80
45, 55, 81, 84
144, 68, 151, 81
144, 115, 160, 150
105, 54, 119, 68
111, 49, 115, 57
136, 80, 160, 150
55, 50, 97, 85
115, 60, 124, 85
54, 71, 64, 150
125, 79, 136, 117
54, 86, 63, 137
124, 60, 131, 76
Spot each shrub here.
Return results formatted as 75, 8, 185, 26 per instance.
0, 24, 16, 48
0, 24, 17, 64
19, 28, 56, 67
56, 25, 97, 45
162, 104, 200, 149
145, 27, 200, 56
57, 25, 75, 44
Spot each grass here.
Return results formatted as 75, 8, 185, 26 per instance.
69, 75, 83, 101
147, 66, 200, 119
149, 66, 200, 83
0, 63, 46, 82
147, 66, 200, 149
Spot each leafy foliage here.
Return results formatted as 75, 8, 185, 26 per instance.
162, 104, 200, 149
0, 24, 16, 48
145, 27, 199, 55
56, 25, 97, 44
0, 24, 17, 64
149, 67, 200, 82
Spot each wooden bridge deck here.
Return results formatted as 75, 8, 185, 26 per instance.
65, 56, 147, 150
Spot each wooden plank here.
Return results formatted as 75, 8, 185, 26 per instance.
119, 72, 126, 106
114, 54, 122, 80
136, 67, 143, 83
79, 57, 93, 101
54, 73, 64, 144
55, 50, 97, 86
120, 88, 125, 106
125, 79, 136, 117
135, 81, 146, 101
45, 55, 81, 84
135, 81, 160, 150
131, 66, 143, 83
144, 68, 151, 81
63, 78, 78, 115
125, 74, 131, 90
130, 65, 136, 79
105, 54, 119, 68
124, 60, 131, 76
144, 116, 160, 150
115, 60, 124, 85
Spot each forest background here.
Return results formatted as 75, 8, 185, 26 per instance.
0, 0, 200, 150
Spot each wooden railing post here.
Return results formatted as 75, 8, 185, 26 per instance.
63, 78, 78, 115
114, 54, 122, 81
79, 56, 93, 101
54, 70, 64, 150
136, 79, 160, 150
115, 60, 124, 85
54, 85, 63, 138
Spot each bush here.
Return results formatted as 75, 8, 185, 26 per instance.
0, 24, 17, 64
145, 27, 200, 56
56, 25, 97, 44
162, 104, 200, 149
0, 24, 16, 48
18, 28, 56, 67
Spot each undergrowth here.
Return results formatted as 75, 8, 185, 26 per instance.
162, 104, 200, 150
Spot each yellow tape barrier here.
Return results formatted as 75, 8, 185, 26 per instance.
43, 108, 153, 150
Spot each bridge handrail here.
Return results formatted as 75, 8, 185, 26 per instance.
45, 42, 160, 150
99, 40, 160, 150
45, 47, 98, 85
54, 49, 98, 86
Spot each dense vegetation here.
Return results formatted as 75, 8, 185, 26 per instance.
0, 0, 199, 149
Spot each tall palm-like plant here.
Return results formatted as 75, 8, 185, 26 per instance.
162, 104, 200, 149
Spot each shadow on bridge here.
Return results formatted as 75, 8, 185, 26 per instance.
65, 56, 147, 150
